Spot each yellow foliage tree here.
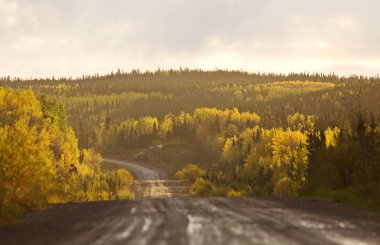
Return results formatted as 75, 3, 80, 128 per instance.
271, 129, 309, 196
0, 88, 56, 220
325, 127, 340, 148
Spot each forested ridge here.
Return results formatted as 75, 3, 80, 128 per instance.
3, 69, 380, 131
2, 69, 380, 219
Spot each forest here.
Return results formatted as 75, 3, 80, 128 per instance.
0, 87, 134, 222
1, 69, 380, 221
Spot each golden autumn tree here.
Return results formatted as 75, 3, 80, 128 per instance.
0, 88, 56, 219
271, 129, 309, 196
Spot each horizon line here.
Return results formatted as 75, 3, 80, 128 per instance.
1, 67, 379, 81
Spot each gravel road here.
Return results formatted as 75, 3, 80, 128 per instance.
1, 159, 380, 245
103, 158, 186, 198
103, 158, 167, 180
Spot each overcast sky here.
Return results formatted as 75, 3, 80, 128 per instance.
1, 0, 379, 78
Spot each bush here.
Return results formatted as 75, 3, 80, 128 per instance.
175, 163, 205, 185
273, 177, 298, 197
212, 186, 242, 197
226, 189, 242, 197
189, 178, 216, 196
65, 160, 134, 202
117, 169, 134, 188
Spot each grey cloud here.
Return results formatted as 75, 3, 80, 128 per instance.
0, 0, 379, 77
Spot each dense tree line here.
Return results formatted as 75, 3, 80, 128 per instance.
2, 70, 380, 136
93, 106, 380, 211
171, 108, 380, 211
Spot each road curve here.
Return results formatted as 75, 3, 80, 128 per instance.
103, 158, 167, 180
103, 158, 185, 198
1, 160, 380, 245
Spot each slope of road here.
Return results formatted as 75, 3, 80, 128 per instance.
103, 158, 167, 180
1, 160, 380, 245
103, 158, 186, 198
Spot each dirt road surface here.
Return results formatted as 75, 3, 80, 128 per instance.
103, 159, 167, 180
103, 158, 186, 198
1, 159, 380, 245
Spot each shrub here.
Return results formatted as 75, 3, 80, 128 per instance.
189, 178, 216, 196
226, 189, 242, 197
273, 177, 298, 197
175, 163, 205, 185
